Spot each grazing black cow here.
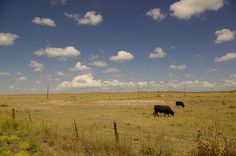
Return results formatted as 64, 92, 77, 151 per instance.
153, 105, 174, 117
176, 101, 185, 108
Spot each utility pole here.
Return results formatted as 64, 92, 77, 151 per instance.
137, 85, 140, 98
157, 87, 160, 97
184, 86, 186, 97
47, 85, 49, 100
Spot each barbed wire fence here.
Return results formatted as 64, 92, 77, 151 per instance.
5, 106, 236, 145
1, 101, 235, 156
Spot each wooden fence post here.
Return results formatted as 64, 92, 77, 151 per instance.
12, 108, 15, 120
28, 112, 32, 123
74, 119, 79, 139
113, 121, 119, 143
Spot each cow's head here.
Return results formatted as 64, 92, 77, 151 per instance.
171, 111, 175, 116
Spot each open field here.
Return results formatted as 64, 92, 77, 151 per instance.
0, 91, 236, 155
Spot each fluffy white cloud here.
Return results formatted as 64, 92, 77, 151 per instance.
194, 54, 202, 58
57, 71, 66, 76
70, 62, 91, 73
57, 74, 101, 89
181, 80, 215, 88
49, 0, 67, 5
64, 11, 102, 26
146, 8, 166, 21
169, 64, 187, 70
215, 29, 235, 44
35, 80, 41, 84
222, 79, 236, 86
110, 50, 134, 62
206, 68, 219, 73
185, 73, 194, 78
16, 76, 27, 82
230, 74, 236, 79
34, 46, 80, 60
170, 0, 224, 20
56, 73, 215, 91
90, 60, 107, 68
56, 74, 148, 90
32, 17, 56, 27
29, 60, 44, 72
9, 85, 19, 90
104, 67, 120, 73
0, 33, 19, 46
215, 52, 236, 63
0, 72, 10, 76
16, 72, 22, 76
149, 47, 167, 59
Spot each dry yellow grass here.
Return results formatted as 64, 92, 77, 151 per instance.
0, 91, 236, 155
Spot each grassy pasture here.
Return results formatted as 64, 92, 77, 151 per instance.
0, 91, 236, 155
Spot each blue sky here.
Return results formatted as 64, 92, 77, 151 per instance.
0, 0, 236, 93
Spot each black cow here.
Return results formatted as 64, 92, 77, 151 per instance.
176, 101, 185, 108
153, 105, 174, 117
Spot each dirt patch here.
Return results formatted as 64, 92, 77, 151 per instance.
95, 100, 167, 106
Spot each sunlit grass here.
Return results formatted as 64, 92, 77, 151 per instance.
0, 91, 235, 155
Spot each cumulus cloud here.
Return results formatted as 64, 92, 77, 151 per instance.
222, 79, 236, 86
149, 47, 167, 59
90, 60, 107, 68
185, 73, 194, 78
146, 8, 166, 21
56, 74, 149, 90
230, 74, 236, 79
104, 67, 120, 73
206, 68, 220, 73
57, 71, 66, 76
194, 54, 202, 58
56, 73, 215, 91
170, 0, 224, 20
215, 28, 235, 44
0, 72, 10, 76
16, 76, 27, 82
169, 64, 187, 70
49, 0, 67, 5
16, 72, 22, 76
9, 85, 19, 90
29, 60, 44, 72
0, 33, 19, 46
57, 74, 101, 89
35, 80, 42, 84
70, 62, 91, 73
34, 46, 80, 60
181, 80, 215, 88
110, 50, 134, 62
32, 17, 56, 27
215, 52, 236, 63
64, 11, 102, 26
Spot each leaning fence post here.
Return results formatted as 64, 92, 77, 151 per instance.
12, 108, 15, 120
28, 112, 32, 123
113, 121, 119, 143
74, 119, 79, 139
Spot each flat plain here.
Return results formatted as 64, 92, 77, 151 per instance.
0, 92, 236, 155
